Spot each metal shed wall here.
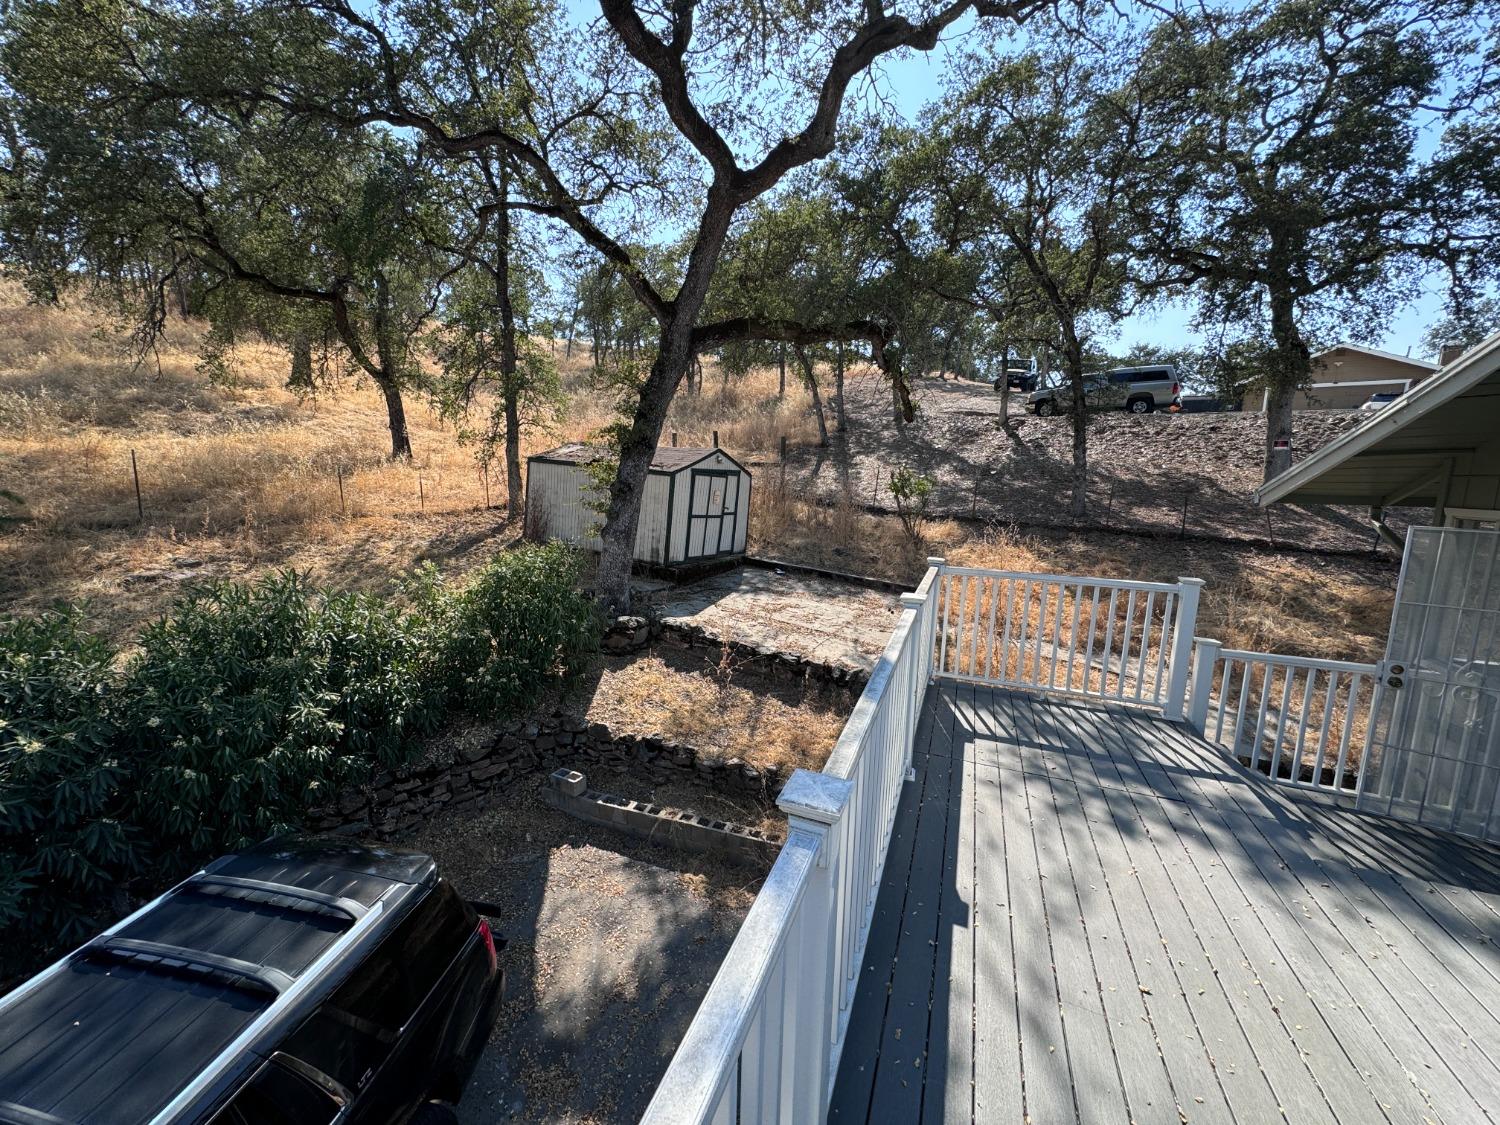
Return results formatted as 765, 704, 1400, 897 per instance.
526, 460, 671, 562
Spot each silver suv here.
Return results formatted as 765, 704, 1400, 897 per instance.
1028, 364, 1181, 415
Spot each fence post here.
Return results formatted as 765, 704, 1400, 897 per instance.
130, 449, 144, 522
1162, 576, 1203, 721
1188, 637, 1221, 735
777, 770, 851, 1117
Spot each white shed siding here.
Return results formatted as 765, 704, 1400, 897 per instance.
528, 447, 750, 565
636, 473, 671, 562
526, 460, 671, 562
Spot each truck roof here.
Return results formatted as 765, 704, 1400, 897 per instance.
0, 838, 436, 1125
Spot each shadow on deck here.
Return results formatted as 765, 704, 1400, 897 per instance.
829, 682, 1500, 1125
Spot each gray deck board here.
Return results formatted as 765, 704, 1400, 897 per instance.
829, 683, 1500, 1124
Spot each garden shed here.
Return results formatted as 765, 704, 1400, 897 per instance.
525, 443, 751, 568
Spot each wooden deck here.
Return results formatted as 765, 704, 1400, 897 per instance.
828, 682, 1500, 1125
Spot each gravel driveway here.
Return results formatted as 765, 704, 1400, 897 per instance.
408, 771, 765, 1124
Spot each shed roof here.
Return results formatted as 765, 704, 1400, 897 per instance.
1256, 333, 1500, 508
529, 443, 744, 473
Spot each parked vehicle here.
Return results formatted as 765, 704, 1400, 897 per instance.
1177, 395, 1242, 414
990, 367, 1038, 393
1027, 364, 1181, 415
0, 837, 504, 1125
1359, 391, 1403, 410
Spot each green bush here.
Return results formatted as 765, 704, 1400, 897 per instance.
451, 542, 599, 713
118, 571, 441, 866
0, 543, 599, 974
0, 609, 137, 974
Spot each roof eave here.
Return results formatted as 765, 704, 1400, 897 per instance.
1255, 331, 1500, 508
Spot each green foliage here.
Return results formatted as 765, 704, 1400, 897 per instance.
450, 544, 599, 714
119, 573, 440, 865
889, 466, 935, 543
0, 609, 136, 973
0, 545, 597, 975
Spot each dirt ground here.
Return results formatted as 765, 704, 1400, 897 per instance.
409, 770, 767, 1125
779, 375, 1418, 552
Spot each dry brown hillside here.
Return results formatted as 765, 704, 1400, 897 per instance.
0, 282, 821, 636
0, 283, 1400, 663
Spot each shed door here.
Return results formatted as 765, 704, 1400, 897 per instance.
1359, 527, 1500, 841
686, 470, 738, 559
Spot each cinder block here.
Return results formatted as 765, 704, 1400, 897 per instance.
550, 768, 587, 797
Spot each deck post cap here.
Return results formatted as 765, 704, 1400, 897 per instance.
778, 769, 853, 825
926, 556, 947, 567
899, 592, 925, 607
1177, 576, 1206, 587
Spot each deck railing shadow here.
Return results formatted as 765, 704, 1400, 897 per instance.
641, 559, 1500, 1125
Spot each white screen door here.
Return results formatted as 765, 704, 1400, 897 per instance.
1359, 527, 1500, 841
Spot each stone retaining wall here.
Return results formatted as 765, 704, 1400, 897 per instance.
658, 621, 870, 687
308, 711, 786, 839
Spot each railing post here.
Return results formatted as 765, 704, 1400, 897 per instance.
1188, 636, 1221, 735
1163, 577, 1204, 720
924, 556, 945, 685
899, 591, 927, 778
777, 770, 852, 1119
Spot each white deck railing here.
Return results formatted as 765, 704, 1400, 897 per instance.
1188, 638, 1383, 795
640, 562, 940, 1125
931, 566, 1201, 719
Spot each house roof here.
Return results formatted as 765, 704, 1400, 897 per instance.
1312, 342, 1439, 373
529, 443, 744, 473
1256, 333, 1500, 508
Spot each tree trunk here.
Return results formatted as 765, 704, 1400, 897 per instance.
565, 301, 579, 358
1264, 291, 1308, 482
503, 390, 523, 515
795, 345, 829, 447
998, 339, 1012, 427
1064, 340, 1088, 518
494, 164, 524, 518
777, 344, 786, 399
371, 272, 413, 460
375, 375, 413, 460
593, 190, 738, 613
289, 334, 313, 389
834, 341, 847, 434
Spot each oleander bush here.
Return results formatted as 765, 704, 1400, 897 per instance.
0, 609, 139, 974
0, 543, 598, 979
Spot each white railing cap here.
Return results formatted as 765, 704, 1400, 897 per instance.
1177, 576, 1206, 587
778, 769, 853, 825
899, 592, 925, 607
1194, 636, 1223, 647
926, 556, 947, 567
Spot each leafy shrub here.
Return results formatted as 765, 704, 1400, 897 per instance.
0, 609, 136, 973
448, 542, 600, 713
1, 543, 599, 969
889, 465, 935, 543
118, 571, 438, 865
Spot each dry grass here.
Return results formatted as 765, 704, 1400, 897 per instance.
1, 280, 1394, 671
750, 485, 1395, 665
561, 646, 853, 778
0, 283, 838, 637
